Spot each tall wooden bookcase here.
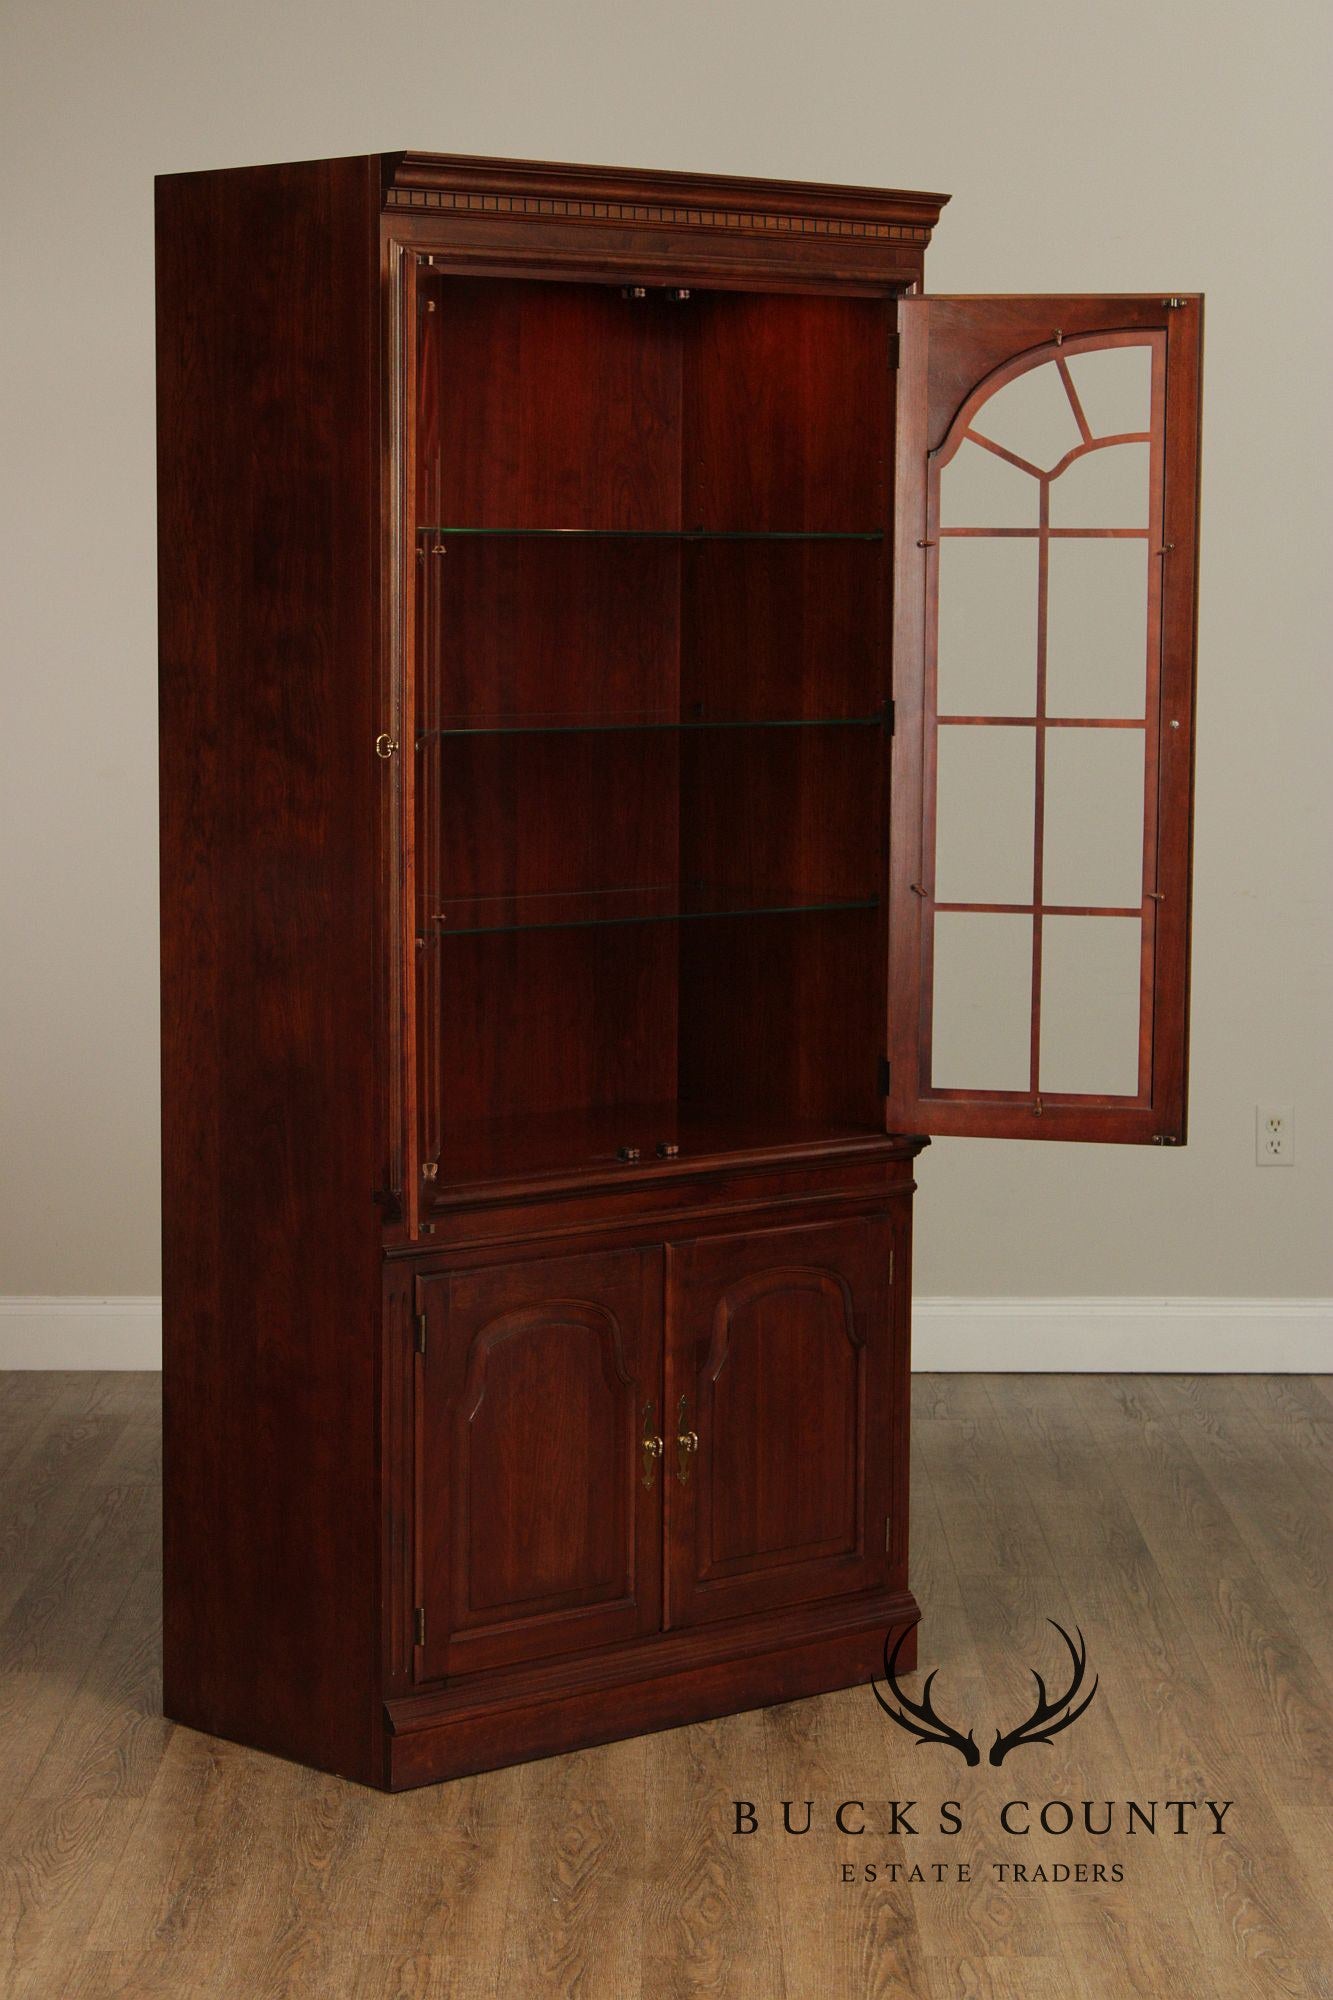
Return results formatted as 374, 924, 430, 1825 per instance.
156, 151, 1202, 1789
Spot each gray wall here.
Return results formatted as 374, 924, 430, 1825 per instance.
2, 0, 1329, 1301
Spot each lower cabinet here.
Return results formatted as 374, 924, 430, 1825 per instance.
414, 1213, 901, 1688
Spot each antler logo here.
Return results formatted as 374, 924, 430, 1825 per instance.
872, 1618, 1099, 1767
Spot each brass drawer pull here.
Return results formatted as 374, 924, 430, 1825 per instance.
676, 1395, 699, 1484
641, 1403, 664, 1489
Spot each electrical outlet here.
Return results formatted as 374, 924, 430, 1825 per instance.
1256, 1104, 1294, 1167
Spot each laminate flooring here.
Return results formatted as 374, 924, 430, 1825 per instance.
0, 1372, 1328, 1998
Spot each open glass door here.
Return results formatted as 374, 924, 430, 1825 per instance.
888, 296, 1202, 1143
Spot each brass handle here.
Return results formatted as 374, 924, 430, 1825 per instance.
676, 1395, 699, 1485
641, 1403, 664, 1489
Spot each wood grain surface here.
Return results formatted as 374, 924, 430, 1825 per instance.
1, 1370, 1327, 1998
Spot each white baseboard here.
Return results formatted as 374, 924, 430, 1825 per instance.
911, 1296, 1331, 1372
0, 1295, 1328, 1373
0, 1298, 163, 1370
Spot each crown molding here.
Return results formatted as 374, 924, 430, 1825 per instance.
382, 150, 949, 247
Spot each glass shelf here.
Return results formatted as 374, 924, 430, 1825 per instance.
433, 1102, 889, 1190
421, 885, 880, 938
416, 526, 884, 542
418, 709, 887, 740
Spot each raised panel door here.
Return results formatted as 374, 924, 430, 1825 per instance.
416, 1247, 663, 1679
664, 1216, 897, 1628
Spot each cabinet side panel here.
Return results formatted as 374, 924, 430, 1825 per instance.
156, 155, 382, 1783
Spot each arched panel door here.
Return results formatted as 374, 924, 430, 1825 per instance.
888, 296, 1202, 1143
664, 1215, 900, 1628
415, 1246, 662, 1680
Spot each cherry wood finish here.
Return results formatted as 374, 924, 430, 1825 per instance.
384, 1157, 923, 1787
888, 295, 1202, 1145
157, 155, 384, 1787
664, 1217, 899, 1628
382, 150, 946, 296
416, 1247, 663, 1679
157, 151, 1198, 1791
413, 279, 896, 1185
384, 1587, 919, 1788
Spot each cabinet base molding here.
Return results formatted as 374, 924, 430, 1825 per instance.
384, 1590, 919, 1790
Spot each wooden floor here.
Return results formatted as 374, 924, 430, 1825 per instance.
0, 1373, 1328, 1999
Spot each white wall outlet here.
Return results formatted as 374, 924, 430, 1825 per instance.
1256, 1104, 1295, 1166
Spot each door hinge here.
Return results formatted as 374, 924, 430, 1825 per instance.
414, 1311, 428, 1358
878, 1055, 891, 1097
414, 1606, 426, 1647
885, 1514, 893, 1552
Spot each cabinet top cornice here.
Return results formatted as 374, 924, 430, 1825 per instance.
382, 149, 950, 244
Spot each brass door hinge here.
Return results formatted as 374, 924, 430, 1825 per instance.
414, 1606, 426, 1647
415, 1311, 428, 1358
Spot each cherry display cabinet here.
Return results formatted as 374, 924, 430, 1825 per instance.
156, 150, 1202, 1789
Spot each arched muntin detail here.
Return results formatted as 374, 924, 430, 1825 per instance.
934, 330, 1154, 474
920, 329, 1167, 1111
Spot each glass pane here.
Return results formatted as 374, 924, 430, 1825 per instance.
1040, 917, 1142, 1095
1049, 442, 1151, 528
1064, 344, 1152, 438
939, 438, 1038, 528
1042, 731, 1145, 907
935, 727, 1035, 903
931, 912, 1032, 1090
937, 540, 1038, 714
912, 310, 1190, 1135
967, 360, 1082, 471
1046, 539, 1149, 718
